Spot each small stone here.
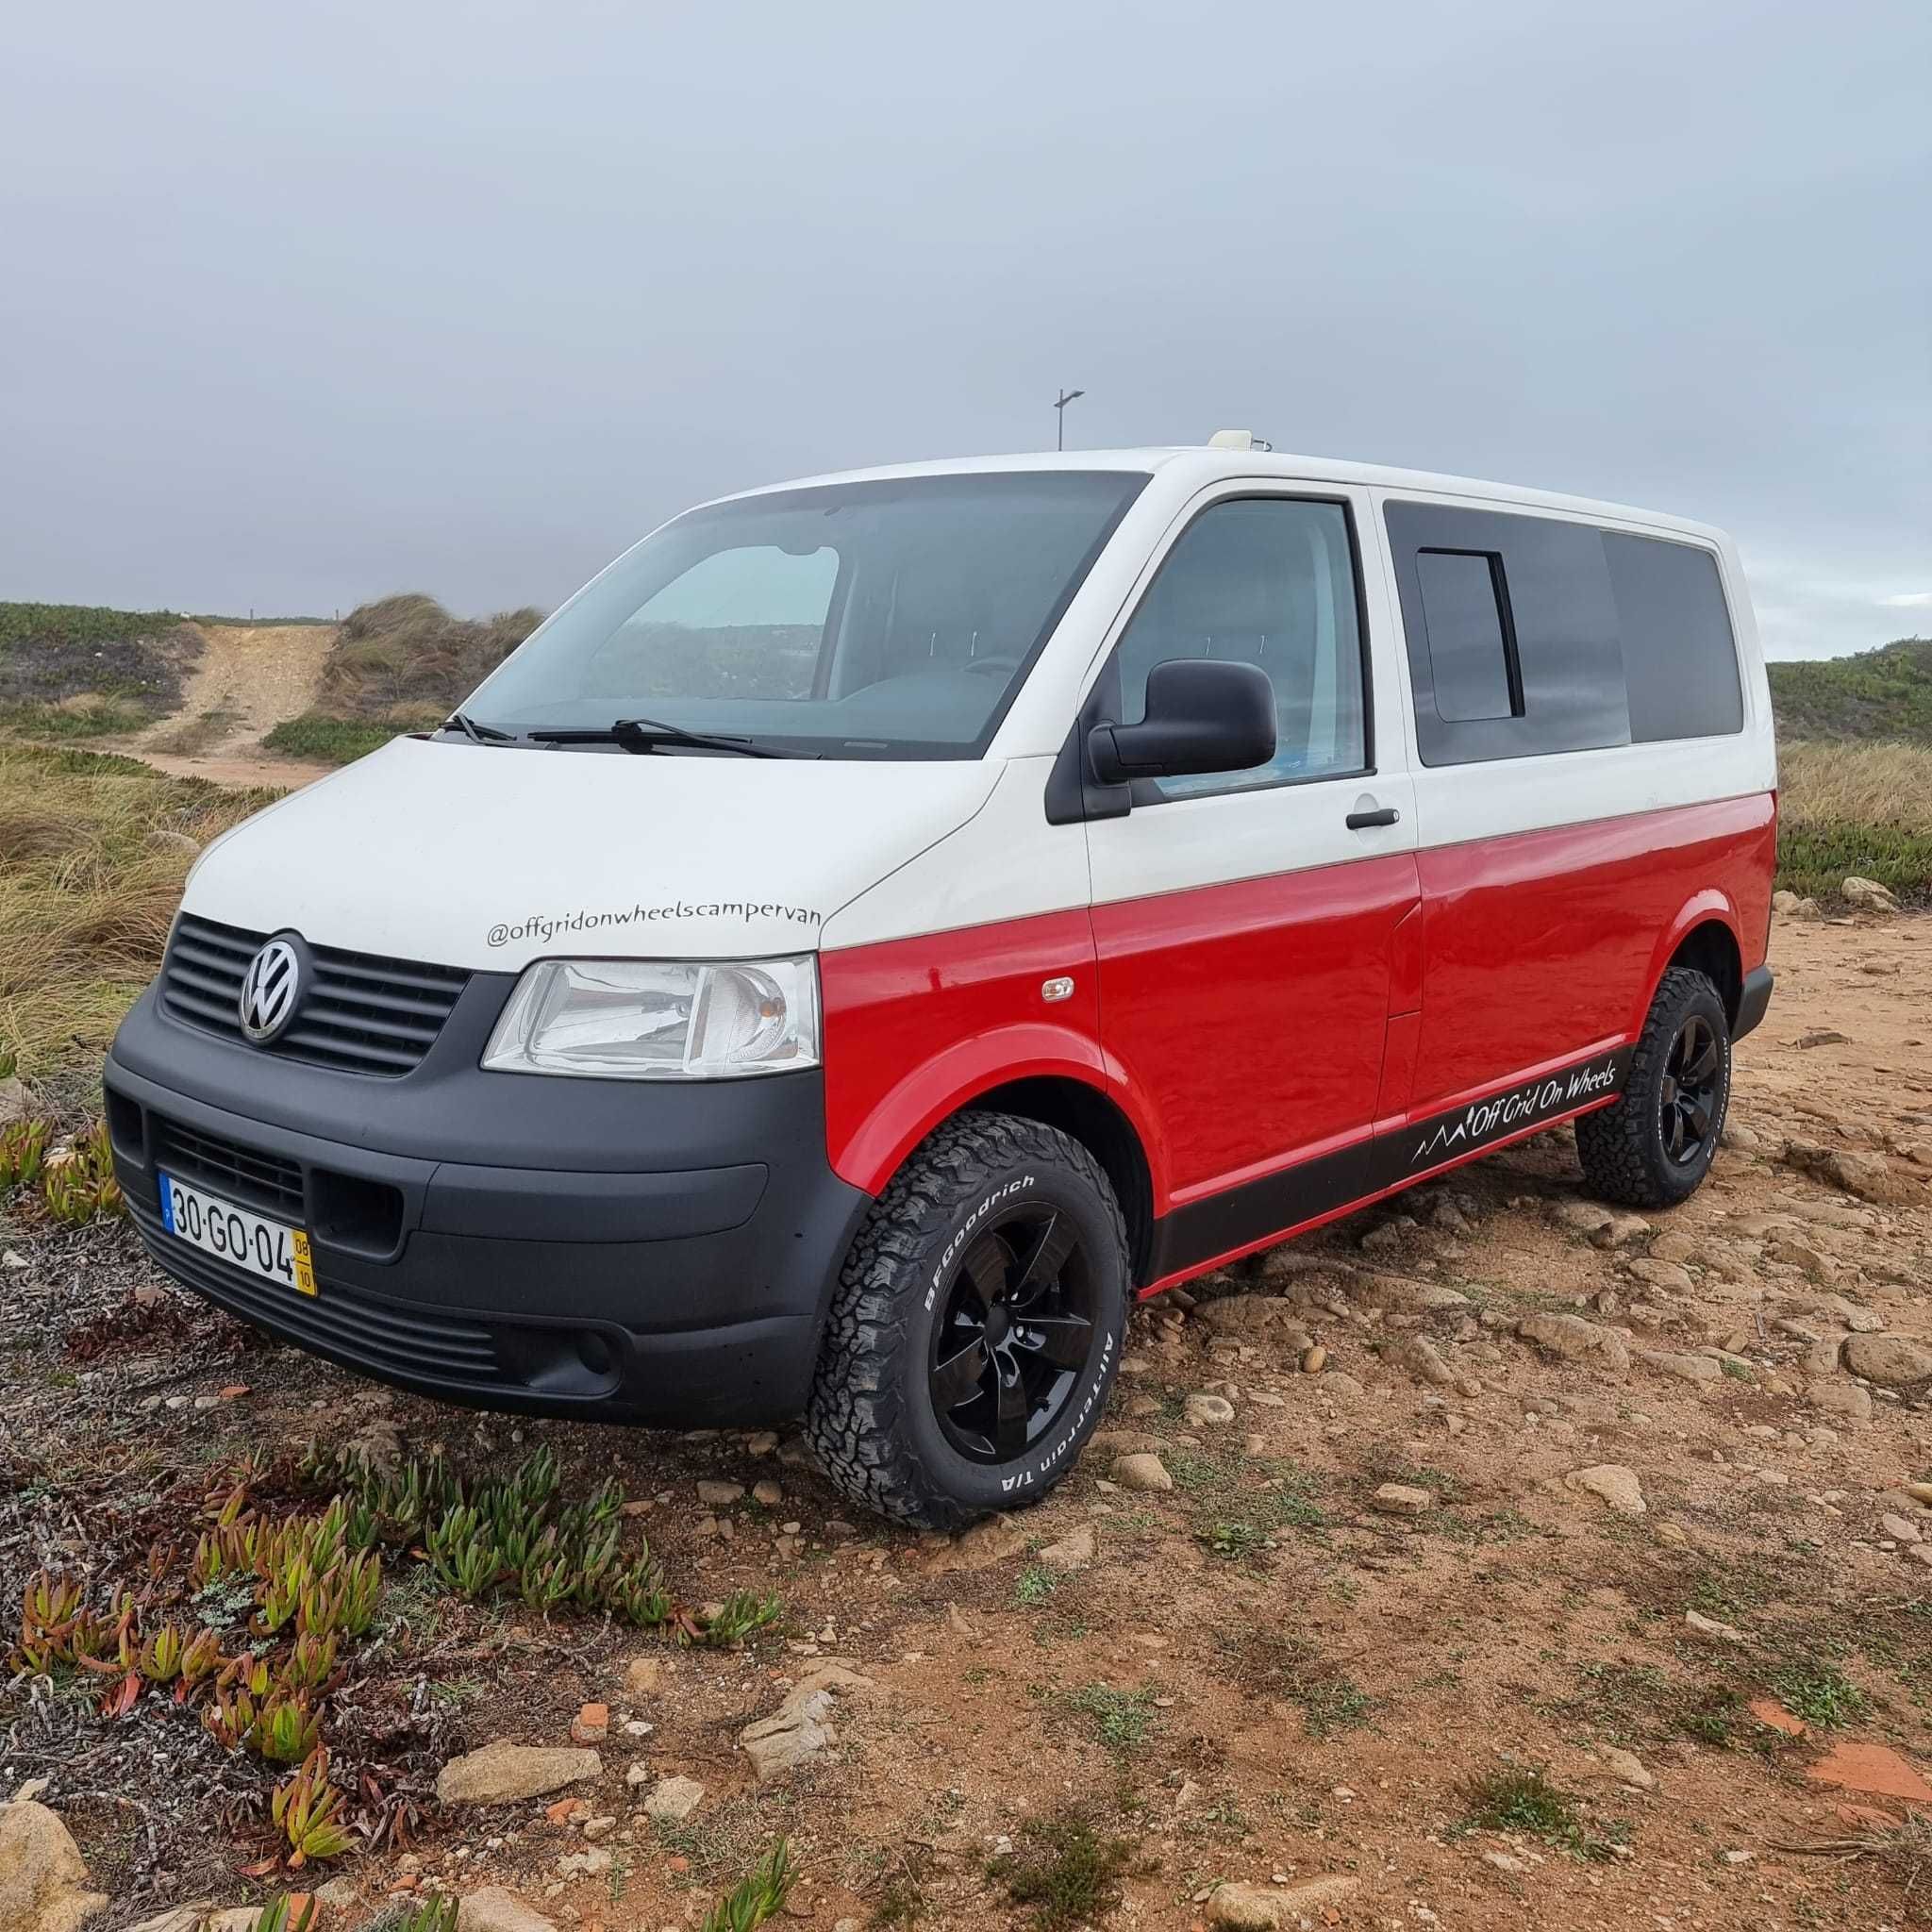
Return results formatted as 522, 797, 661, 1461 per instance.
1039, 1523, 1097, 1572
436, 1742, 603, 1807
641, 1775, 706, 1824
1516, 1312, 1630, 1372
1808, 1380, 1874, 1424
1206, 1875, 1360, 1927
1685, 1609, 1742, 1642
580, 1815, 616, 1841
1600, 1746, 1657, 1791
1300, 1344, 1327, 1374
696, 1479, 746, 1507
1114, 1452, 1174, 1492
1843, 1335, 1932, 1390
751, 1479, 783, 1507
1567, 1463, 1645, 1516
0, 1802, 109, 1932
1183, 1393, 1236, 1426
1371, 1482, 1432, 1517
624, 1657, 664, 1699
456, 1889, 559, 1932
571, 1703, 609, 1743
1881, 1512, 1922, 1543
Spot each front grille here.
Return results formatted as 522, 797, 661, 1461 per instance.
153, 1115, 305, 1221
129, 1193, 504, 1387
162, 914, 469, 1076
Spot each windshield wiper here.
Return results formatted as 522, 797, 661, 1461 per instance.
441, 711, 520, 744
527, 716, 789, 758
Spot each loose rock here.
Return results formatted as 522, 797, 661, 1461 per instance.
1842, 1334, 1932, 1390
435, 1742, 603, 1807
0, 1802, 108, 1932
457, 1889, 560, 1932
1372, 1482, 1432, 1516
1114, 1452, 1174, 1492
1206, 1875, 1360, 1927
641, 1775, 706, 1823
1567, 1463, 1646, 1516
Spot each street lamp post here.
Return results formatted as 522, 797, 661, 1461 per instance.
1054, 387, 1085, 451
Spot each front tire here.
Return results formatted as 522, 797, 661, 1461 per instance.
1575, 966, 1731, 1208
804, 1111, 1130, 1530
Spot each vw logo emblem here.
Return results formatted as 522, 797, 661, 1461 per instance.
238, 937, 303, 1044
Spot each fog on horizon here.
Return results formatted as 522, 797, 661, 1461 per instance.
2, 0, 1926, 661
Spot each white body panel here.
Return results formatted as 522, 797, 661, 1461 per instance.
184, 734, 999, 970
180, 447, 1774, 967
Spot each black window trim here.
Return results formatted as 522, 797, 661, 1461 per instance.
1414, 545, 1525, 723
1046, 488, 1377, 822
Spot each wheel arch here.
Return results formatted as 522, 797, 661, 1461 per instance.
1636, 896, 1744, 1035
829, 1044, 1160, 1289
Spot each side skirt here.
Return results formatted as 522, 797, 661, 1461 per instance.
1143, 1044, 1631, 1291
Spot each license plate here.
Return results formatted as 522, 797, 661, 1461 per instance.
158, 1171, 316, 1297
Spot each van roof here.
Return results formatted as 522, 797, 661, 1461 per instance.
715, 447, 1728, 544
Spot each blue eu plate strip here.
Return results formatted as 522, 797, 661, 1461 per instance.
158, 1171, 175, 1233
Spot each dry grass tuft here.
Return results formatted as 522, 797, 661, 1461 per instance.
1780, 740, 1932, 833
0, 746, 276, 1091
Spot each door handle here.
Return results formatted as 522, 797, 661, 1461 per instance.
1346, 806, 1400, 829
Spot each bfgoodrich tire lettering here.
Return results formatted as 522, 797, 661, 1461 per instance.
1575, 966, 1731, 1208
804, 1111, 1130, 1530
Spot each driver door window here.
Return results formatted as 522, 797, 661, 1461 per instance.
1114, 497, 1367, 799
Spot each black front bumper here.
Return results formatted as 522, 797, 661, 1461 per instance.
104, 978, 872, 1426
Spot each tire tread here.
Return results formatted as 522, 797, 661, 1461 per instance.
803, 1111, 1126, 1531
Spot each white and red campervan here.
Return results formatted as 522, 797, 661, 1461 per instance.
106, 441, 1776, 1524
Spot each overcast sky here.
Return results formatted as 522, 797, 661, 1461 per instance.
3, 1, 1926, 659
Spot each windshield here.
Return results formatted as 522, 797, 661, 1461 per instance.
464, 470, 1146, 758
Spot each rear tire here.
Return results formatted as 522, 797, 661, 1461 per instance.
1575, 966, 1731, 1208
804, 1111, 1130, 1530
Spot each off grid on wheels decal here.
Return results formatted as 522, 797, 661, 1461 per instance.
1405, 1049, 1629, 1170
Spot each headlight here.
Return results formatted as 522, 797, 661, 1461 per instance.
481, 956, 820, 1079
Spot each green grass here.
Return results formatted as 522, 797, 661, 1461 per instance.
0, 601, 185, 651
1769, 639, 1932, 742
1016, 1562, 1059, 1607
1068, 1684, 1160, 1753
1772, 1662, 1869, 1728
698, 1840, 794, 1932
262, 709, 430, 764
1460, 1765, 1629, 1861
0, 601, 200, 723
0, 699, 153, 740
1775, 820, 1932, 906
989, 1811, 1140, 1931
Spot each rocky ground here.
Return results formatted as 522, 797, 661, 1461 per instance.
4, 908, 1930, 1932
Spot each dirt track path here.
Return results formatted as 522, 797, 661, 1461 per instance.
122, 621, 339, 789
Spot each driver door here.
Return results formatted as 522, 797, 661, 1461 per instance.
1086, 488, 1419, 1270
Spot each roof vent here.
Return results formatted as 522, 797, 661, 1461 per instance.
1208, 428, 1273, 452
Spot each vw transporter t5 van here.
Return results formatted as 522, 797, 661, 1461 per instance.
105, 441, 1776, 1526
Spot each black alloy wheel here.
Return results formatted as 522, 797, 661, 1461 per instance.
928, 1203, 1099, 1463
1659, 1011, 1723, 1164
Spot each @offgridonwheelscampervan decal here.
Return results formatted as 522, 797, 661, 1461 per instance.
1407, 1052, 1625, 1168
487, 901, 823, 948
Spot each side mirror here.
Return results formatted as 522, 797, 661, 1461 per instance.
1086, 658, 1276, 785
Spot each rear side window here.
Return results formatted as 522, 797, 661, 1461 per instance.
1114, 496, 1367, 800
1414, 550, 1520, 722
1386, 501, 1741, 767
1604, 532, 1743, 741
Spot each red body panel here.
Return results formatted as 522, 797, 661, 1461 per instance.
820, 795, 1775, 1261
1090, 853, 1421, 1207
1410, 793, 1775, 1113
820, 909, 1108, 1196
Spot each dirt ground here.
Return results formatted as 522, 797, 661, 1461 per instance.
117, 623, 339, 788
3, 909, 1929, 1930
